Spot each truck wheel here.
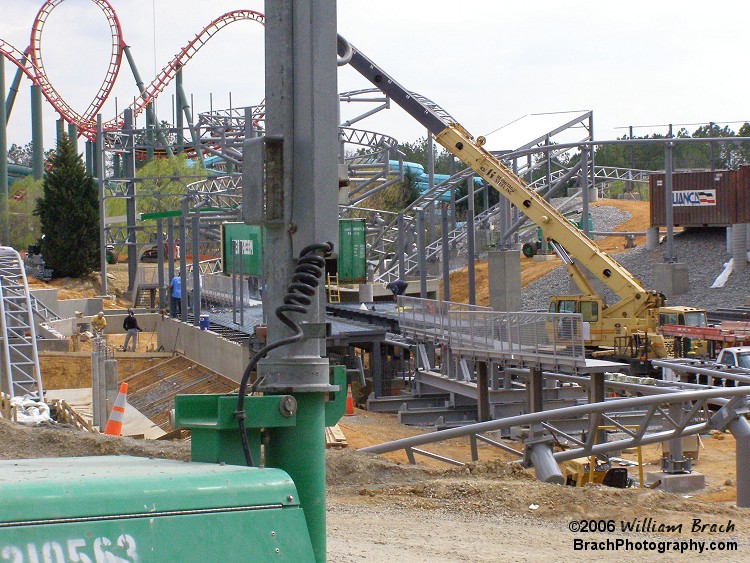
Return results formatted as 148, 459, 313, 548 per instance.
522, 242, 537, 258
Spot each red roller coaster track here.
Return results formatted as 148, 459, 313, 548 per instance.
0, 1, 264, 140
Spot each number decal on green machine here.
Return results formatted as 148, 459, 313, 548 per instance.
1, 535, 139, 563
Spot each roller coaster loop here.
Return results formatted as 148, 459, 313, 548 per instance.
0, 1, 264, 140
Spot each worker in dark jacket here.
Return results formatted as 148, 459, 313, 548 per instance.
122, 309, 142, 352
385, 279, 409, 299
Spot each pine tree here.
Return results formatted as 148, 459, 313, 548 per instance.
35, 134, 99, 278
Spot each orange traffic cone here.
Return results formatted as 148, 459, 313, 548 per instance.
345, 384, 355, 416
104, 383, 128, 436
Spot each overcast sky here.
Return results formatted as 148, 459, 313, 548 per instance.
2, 1, 748, 153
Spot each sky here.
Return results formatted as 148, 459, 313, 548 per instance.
2, 1, 749, 154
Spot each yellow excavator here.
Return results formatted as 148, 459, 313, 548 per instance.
340, 38, 707, 372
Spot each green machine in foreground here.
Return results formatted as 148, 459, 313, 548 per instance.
0, 369, 346, 562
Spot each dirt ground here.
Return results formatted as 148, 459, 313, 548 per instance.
2, 408, 748, 562
449, 199, 650, 305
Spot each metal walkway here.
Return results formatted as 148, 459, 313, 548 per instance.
0, 247, 43, 399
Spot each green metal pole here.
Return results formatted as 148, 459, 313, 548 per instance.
265, 393, 327, 563
122, 46, 173, 158
30, 84, 44, 180
175, 69, 184, 154
85, 141, 94, 177
68, 123, 78, 153
146, 103, 154, 163
0, 57, 9, 246
56, 118, 64, 145
5, 53, 28, 122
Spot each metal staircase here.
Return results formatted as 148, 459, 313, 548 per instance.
0, 247, 43, 399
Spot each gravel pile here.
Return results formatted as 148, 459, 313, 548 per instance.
522, 224, 749, 312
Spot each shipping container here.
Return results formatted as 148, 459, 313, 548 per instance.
337, 218, 367, 283
221, 223, 264, 276
650, 169, 738, 227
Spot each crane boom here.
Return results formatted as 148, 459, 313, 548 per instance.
339, 37, 655, 304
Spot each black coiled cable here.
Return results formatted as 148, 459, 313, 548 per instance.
235, 241, 333, 466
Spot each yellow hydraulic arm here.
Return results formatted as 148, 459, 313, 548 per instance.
338, 36, 663, 318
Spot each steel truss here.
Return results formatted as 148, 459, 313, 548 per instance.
0, 248, 43, 399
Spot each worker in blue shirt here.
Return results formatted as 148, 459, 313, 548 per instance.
169, 274, 182, 317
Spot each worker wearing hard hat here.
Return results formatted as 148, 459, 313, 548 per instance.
91, 312, 107, 338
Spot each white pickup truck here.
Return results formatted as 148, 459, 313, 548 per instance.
716, 347, 750, 369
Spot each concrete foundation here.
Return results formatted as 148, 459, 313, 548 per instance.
156, 316, 250, 383
488, 250, 521, 311
653, 262, 689, 296
532, 254, 556, 262
732, 223, 748, 273
646, 227, 659, 251
646, 471, 705, 493
358, 283, 374, 302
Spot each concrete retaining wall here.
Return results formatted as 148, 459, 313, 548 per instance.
156, 316, 249, 383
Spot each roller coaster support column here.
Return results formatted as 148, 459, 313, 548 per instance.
257, 2, 339, 561
441, 207, 450, 301
146, 105, 154, 163
96, 115, 107, 297
0, 56, 8, 245
123, 109, 138, 291
397, 213, 405, 279
30, 84, 43, 180
581, 146, 590, 237
56, 119, 64, 144
467, 173, 476, 305
5, 51, 28, 122
417, 207, 426, 297
176, 81, 204, 166
122, 46, 173, 158
179, 197, 188, 323
175, 69, 184, 154
68, 123, 77, 149
664, 141, 675, 262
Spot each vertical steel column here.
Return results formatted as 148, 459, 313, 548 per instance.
397, 212, 405, 280
441, 207, 450, 302
261, 3, 339, 561
449, 157, 457, 242
528, 366, 544, 413
426, 133, 435, 246
667, 402, 684, 463
156, 219, 165, 309
417, 207, 426, 298
728, 416, 750, 508
580, 146, 590, 237
628, 125, 634, 193
68, 123, 78, 151
85, 141, 95, 177
167, 217, 175, 285
122, 46, 173, 157
175, 69, 184, 154
664, 141, 675, 262
709, 122, 715, 171
191, 211, 201, 325
123, 110, 138, 291
5, 53, 28, 121
146, 104, 154, 163
545, 135, 551, 195
466, 174, 476, 305
477, 361, 490, 422
371, 340, 383, 397
588, 114, 595, 194
30, 85, 44, 180
0, 57, 8, 246
55, 119, 64, 144
179, 198, 188, 323
96, 116, 107, 297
